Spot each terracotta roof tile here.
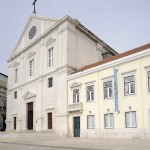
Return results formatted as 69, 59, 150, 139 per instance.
78, 43, 150, 72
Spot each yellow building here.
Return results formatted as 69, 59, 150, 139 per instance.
67, 43, 150, 139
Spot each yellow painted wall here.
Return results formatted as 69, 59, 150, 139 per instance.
68, 52, 150, 138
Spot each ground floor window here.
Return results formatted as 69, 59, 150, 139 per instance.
87, 115, 95, 129
104, 113, 114, 129
125, 111, 137, 128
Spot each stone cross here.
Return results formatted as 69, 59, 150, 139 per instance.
32, 0, 38, 14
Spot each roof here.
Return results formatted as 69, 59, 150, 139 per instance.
78, 43, 150, 72
0, 80, 7, 88
0, 73, 8, 78
8, 15, 118, 61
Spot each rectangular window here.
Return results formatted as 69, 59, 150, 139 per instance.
148, 71, 150, 92
48, 47, 53, 67
14, 91, 17, 99
73, 89, 79, 103
125, 111, 137, 128
103, 81, 113, 99
48, 77, 53, 88
87, 115, 95, 129
104, 113, 114, 129
29, 59, 34, 76
86, 85, 94, 102
124, 75, 135, 96
14, 68, 18, 83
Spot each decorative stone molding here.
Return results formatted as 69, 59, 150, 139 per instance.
70, 82, 82, 88
27, 51, 36, 59
45, 104, 55, 111
13, 61, 20, 68
23, 91, 36, 100
45, 37, 56, 47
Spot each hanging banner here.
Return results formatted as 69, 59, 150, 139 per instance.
114, 68, 119, 112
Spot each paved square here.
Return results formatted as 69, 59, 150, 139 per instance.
0, 132, 150, 150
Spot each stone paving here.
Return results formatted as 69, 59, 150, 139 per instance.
0, 131, 150, 150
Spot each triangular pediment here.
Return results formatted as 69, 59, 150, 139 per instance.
23, 91, 36, 100
11, 15, 59, 57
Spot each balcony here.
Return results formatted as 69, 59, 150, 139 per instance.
68, 102, 83, 112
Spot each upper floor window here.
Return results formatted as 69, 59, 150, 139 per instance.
125, 111, 137, 128
48, 77, 53, 88
103, 81, 113, 99
48, 47, 53, 67
14, 91, 17, 99
14, 68, 18, 83
29, 59, 34, 76
86, 85, 94, 102
73, 89, 79, 103
104, 113, 114, 129
124, 75, 135, 96
87, 115, 95, 129
148, 71, 150, 92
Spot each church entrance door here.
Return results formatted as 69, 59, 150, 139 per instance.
27, 102, 33, 130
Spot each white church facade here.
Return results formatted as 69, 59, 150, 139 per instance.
6, 15, 117, 136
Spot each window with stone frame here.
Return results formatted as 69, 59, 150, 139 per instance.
29, 59, 34, 76
73, 89, 79, 103
103, 81, 113, 99
87, 115, 95, 129
14, 91, 17, 99
48, 47, 53, 67
48, 77, 53, 88
125, 111, 137, 128
104, 113, 114, 129
124, 75, 135, 96
86, 85, 94, 102
14, 68, 18, 83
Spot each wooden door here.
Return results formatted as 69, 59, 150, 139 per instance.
74, 117, 80, 137
14, 117, 16, 130
48, 113, 52, 129
27, 102, 33, 130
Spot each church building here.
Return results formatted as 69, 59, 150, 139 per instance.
6, 15, 117, 135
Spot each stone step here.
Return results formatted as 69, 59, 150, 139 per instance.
0, 130, 62, 138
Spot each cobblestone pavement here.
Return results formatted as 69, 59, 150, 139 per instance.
0, 132, 150, 150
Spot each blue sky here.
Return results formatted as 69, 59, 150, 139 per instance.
0, 0, 150, 75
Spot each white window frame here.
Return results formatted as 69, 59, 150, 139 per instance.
14, 68, 18, 83
29, 59, 34, 77
48, 47, 53, 68
124, 75, 135, 96
125, 111, 137, 128
86, 85, 94, 102
87, 115, 95, 129
73, 89, 79, 103
103, 81, 113, 99
104, 113, 114, 129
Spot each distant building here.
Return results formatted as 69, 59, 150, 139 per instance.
67, 43, 150, 139
0, 73, 7, 131
6, 15, 117, 135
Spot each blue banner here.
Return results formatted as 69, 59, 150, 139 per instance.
114, 68, 118, 112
